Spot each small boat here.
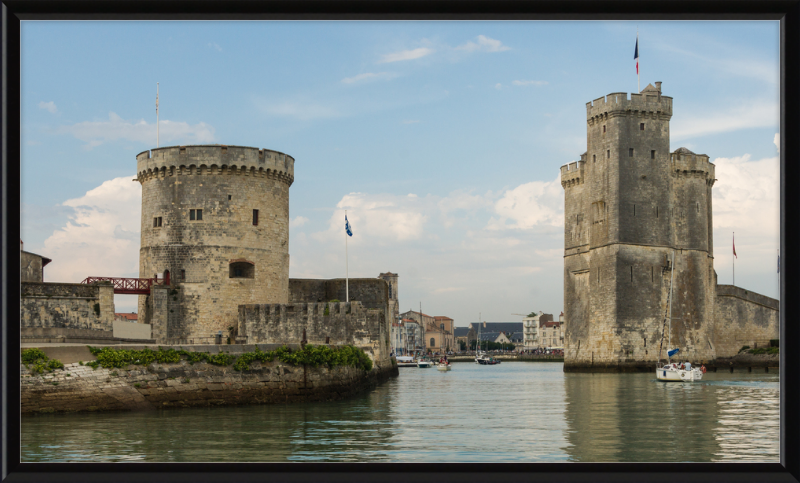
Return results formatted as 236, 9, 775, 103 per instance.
476, 353, 500, 365
395, 356, 418, 368
436, 356, 452, 371
656, 251, 703, 383
417, 358, 433, 368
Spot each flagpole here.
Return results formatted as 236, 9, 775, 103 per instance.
637, 29, 640, 93
346, 210, 349, 303
156, 82, 159, 148
733, 231, 735, 286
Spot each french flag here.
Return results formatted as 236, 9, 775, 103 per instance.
634, 35, 639, 75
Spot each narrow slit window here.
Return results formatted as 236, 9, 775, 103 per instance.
656, 206, 659, 218
607, 150, 610, 159
696, 202, 699, 213
640, 123, 645, 130
630, 266, 633, 282
190, 209, 195, 221
253, 209, 259, 226
228, 195, 232, 200
181, 269, 186, 281
629, 148, 634, 157
603, 125, 606, 133
651, 150, 655, 159
593, 154, 596, 163
651, 266, 654, 282
634, 205, 636, 216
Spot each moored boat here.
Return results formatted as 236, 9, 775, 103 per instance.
395, 356, 418, 368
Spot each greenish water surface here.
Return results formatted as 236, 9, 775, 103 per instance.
21, 362, 779, 462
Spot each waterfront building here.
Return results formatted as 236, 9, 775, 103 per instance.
378, 272, 399, 323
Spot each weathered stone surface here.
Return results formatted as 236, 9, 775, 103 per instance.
561, 85, 778, 372
21, 357, 398, 414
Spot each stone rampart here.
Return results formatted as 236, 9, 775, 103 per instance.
21, 282, 115, 332
238, 301, 390, 362
20, 344, 398, 414
713, 285, 779, 357
289, 278, 389, 309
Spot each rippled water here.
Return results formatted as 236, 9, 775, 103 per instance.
20, 362, 779, 462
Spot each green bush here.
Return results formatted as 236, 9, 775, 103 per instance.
83, 344, 372, 373
21, 348, 48, 364
738, 345, 751, 353
21, 348, 65, 373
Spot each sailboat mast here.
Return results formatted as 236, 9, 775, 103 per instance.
667, 250, 675, 360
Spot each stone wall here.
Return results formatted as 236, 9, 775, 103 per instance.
713, 285, 779, 358
238, 301, 391, 363
289, 278, 388, 310
20, 344, 398, 414
21, 251, 47, 283
21, 282, 115, 332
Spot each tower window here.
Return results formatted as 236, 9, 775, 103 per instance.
633, 205, 636, 216
696, 202, 699, 213
181, 269, 186, 281
651, 150, 655, 159
228, 195, 232, 200
153, 216, 162, 227
629, 148, 634, 157
593, 154, 596, 163
603, 125, 606, 133
190, 209, 203, 221
630, 266, 633, 282
229, 261, 255, 279
253, 209, 259, 226
607, 150, 610, 159
640, 123, 645, 130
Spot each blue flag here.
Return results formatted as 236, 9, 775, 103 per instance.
345, 215, 353, 237
668, 348, 680, 357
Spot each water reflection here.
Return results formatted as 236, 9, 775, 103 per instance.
563, 371, 779, 462
21, 363, 778, 462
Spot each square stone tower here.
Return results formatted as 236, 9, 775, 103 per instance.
562, 83, 717, 371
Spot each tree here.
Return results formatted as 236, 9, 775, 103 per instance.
527, 311, 537, 317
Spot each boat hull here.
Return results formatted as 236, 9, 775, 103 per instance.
656, 367, 703, 382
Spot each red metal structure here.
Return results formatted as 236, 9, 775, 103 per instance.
80, 276, 165, 295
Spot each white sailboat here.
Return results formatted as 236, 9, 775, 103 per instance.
656, 250, 704, 382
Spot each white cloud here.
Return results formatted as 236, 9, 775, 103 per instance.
341, 72, 398, 84
208, 42, 222, 52
42, 176, 142, 284
379, 47, 434, 64
58, 112, 215, 149
712, 153, 779, 236
495, 83, 503, 90
512, 80, 548, 87
488, 175, 564, 230
455, 35, 510, 53
290, 216, 309, 228
38, 101, 57, 114
671, 100, 778, 141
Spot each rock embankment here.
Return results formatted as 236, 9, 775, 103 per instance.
21, 357, 397, 414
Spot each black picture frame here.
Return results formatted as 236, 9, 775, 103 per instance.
3, 1, 798, 482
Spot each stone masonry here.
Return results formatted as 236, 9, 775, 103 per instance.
561, 83, 778, 372
136, 145, 294, 342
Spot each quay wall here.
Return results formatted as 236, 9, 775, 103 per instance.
21, 344, 398, 414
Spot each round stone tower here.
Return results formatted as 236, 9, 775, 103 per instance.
135, 145, 294, 342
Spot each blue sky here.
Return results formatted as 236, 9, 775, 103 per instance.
20, 21, 780, 325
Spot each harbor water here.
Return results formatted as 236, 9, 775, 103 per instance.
20, 362, 779, 462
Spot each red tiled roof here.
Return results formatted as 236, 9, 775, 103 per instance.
434, 316, 453, 320
115, 313, 138, 321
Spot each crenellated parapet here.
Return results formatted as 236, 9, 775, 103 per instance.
135, 145, 294, 186
670, 148, 716, 186
560, 160, 585, 188
586, 87, 673, 125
